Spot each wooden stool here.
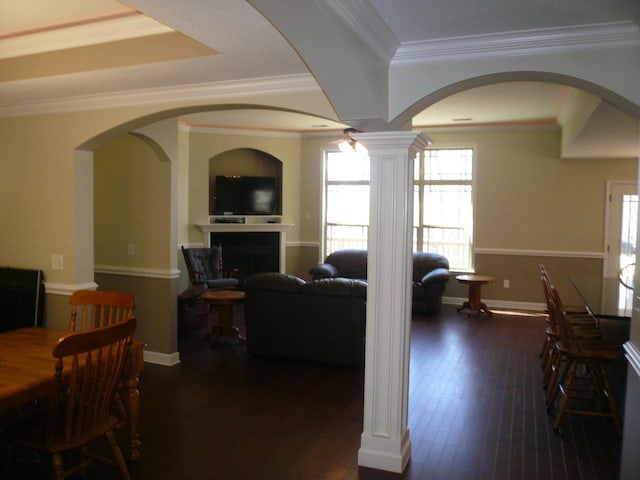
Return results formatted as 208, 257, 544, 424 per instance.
456, 274, 494, 317
201, 290, 246, 345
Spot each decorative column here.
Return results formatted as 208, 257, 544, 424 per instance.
355, 131, 430, 473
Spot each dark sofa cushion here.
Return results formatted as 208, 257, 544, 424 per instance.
421, 267, 450, 285
242, 272, 305, 293
321, 249, 368, 280
308, 263, 338, 279
412, 251, 449, 282
303, 278, 367, 298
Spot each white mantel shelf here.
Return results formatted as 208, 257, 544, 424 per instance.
197, 223, 294, 233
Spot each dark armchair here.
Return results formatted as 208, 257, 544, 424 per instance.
309, 249, 449, 315
309, 249, 368, 281
181, 246, 239, 290
411, 252, 450, 315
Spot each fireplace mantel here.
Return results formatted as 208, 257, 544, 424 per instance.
197, 223, 293, 234
197, 219, 294, 274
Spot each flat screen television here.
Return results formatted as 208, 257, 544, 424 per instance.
211, 175, 280, 215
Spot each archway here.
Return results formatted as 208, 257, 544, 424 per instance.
72, 104, 338, 363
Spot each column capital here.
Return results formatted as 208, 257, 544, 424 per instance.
352, 130, 431, 151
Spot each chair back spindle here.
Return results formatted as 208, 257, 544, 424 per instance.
69, 290, 135, 332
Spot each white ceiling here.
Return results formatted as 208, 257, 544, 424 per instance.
0, 0, 638, 155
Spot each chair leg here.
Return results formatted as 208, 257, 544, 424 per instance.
106, 430, 132, 480
542, 347, 556, 389
52, 453, 65, 480
553, 361, 578, 432
598, 363, 623, 434
546, 353, 567, 409
539, 334, 549, 359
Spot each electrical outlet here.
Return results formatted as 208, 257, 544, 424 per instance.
127, 243, 135, 256
51, 254, 64, 270
503, 279, 510, 289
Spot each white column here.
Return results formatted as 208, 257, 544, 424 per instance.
355, 131, 430, 473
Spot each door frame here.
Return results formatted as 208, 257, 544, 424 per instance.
603, 180, 638, 278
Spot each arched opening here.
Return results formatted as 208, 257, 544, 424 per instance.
405, 77, 638, 308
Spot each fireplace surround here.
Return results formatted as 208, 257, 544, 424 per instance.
198, 217, 292, 278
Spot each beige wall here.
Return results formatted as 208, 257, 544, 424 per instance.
425, 127, 637, 306
184, 128, 303, 246
94, 134, 171, 269
445, 127, 636, 252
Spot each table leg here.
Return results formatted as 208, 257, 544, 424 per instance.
458, 283, 492, 317
122, 343, 143, 461
209, 304, 244, 345
468, 283, 482, 311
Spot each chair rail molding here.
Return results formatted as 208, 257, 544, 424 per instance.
475, 247, 604, 259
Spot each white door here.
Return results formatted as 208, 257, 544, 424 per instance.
604, 181, 638, 279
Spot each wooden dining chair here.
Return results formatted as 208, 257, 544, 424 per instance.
5, 317, 137, 479
539, 272, 601, 390
69, 290, 137, 433
545, 285, 623, 434
68, 290, 135, 331
538, 266, 601, 364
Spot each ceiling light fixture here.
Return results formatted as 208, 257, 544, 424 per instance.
338, 127, 367, 155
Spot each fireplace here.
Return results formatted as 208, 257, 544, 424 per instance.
198, 218, 292, 279
211, 232, 279, 279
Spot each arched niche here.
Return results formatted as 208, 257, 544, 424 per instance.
208, 148, 283, 216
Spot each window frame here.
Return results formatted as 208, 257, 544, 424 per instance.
322, 143, 477, 272
415, 144, 477, 273
322, 149, 370, 257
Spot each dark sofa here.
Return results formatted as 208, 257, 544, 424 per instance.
243, 272, 367, 366
309, 249, 449, 315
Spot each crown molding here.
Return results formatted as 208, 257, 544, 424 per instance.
393, 21, 640, 64
179, 122, 303, 138
325, 0, 400, 63
0, 73, 320, 118
0, 14, 173, 60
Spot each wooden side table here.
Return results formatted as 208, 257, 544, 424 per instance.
201, 289, 246, 345
456, 274, 494, 317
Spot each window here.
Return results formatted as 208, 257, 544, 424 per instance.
324, 150, 369, 254
414, 148, 474, 271
323, 147, 475, 271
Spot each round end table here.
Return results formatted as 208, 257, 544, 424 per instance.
201, 289, 246, 345
456, 274, 494, 317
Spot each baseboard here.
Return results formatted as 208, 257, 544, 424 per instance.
358, 429, 411, 473
143, 350, 181, 366
443, 296, 545, 313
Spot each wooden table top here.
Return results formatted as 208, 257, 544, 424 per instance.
0, 327, 144, 411
456, 274, 495, 284
0, 327, 67, 408
201, 289, 246, 305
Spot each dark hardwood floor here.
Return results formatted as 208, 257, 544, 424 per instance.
2, 305, 625, 479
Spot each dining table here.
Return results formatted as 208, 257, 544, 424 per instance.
0, 326, 144, 461
569, 275, 633, 320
